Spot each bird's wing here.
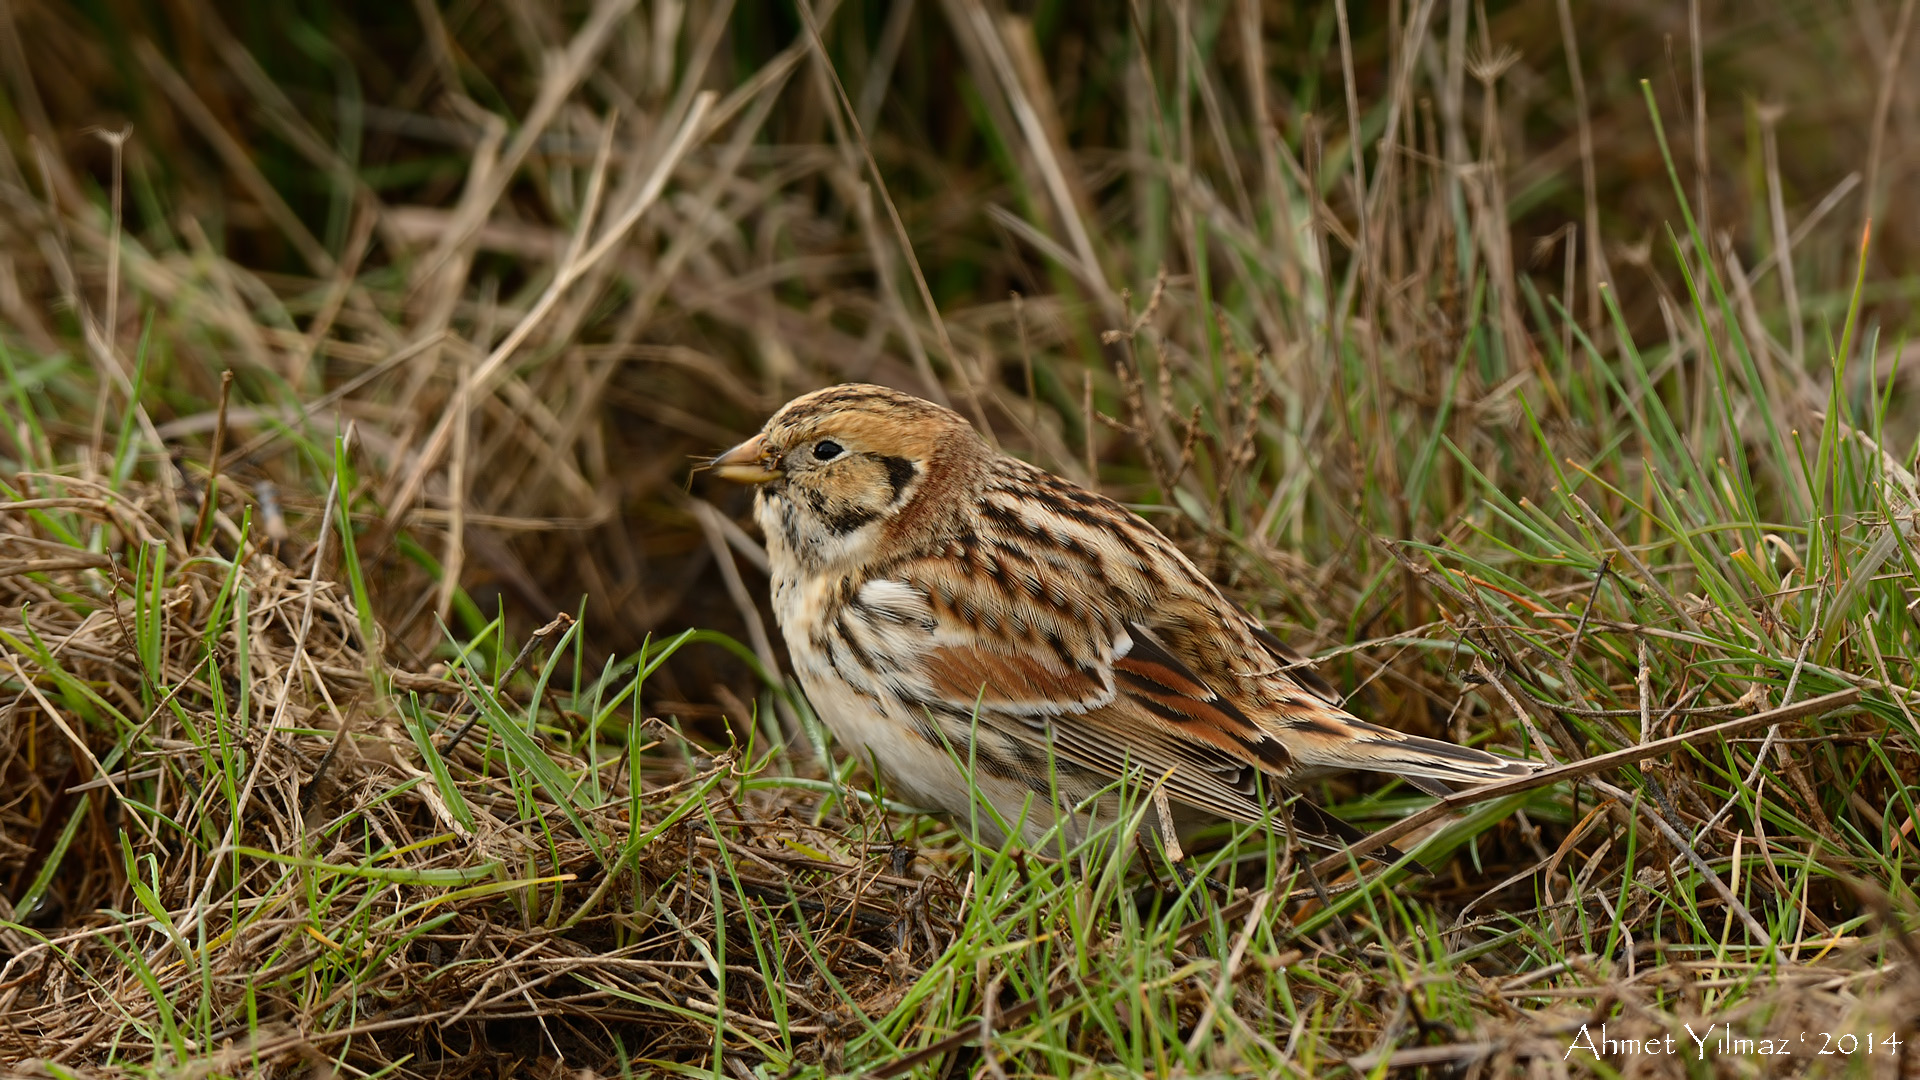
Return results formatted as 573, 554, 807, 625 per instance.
857, 574, 1320, 831
1246, 622, 1346, 705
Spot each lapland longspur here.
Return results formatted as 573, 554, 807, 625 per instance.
711, 384, 1531, 855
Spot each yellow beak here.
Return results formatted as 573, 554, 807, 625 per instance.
709, 433, 782, 483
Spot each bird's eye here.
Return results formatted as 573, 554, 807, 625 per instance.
813, 440, 844, 461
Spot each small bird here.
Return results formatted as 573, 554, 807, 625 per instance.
710, 383, 1531, 858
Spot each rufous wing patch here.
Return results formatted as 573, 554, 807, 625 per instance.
1115, 623, 1294, 773
920, 645, 1111, 712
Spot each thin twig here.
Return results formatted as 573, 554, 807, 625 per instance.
1309, 687, 1860, 873
191, 370, 234, 550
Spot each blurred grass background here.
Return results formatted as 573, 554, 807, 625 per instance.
4, 0, 1915, 659
2, 0, 1919, 1076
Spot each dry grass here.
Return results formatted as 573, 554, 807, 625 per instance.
3, 0, 1920, 1076
0, 471, 974, 1074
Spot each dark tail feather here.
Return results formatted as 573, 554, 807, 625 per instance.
1287, 795, 1429, 875
1404, 775, 1456, 798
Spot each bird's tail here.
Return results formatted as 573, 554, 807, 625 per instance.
1278, 712, 1537, 796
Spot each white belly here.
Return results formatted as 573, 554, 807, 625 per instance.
792, 666, 986, 814
771, 563, 1088, 848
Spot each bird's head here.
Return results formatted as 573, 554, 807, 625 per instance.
709, 384, 980, 567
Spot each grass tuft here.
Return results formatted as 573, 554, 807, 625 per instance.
3, 1, 1919, 1076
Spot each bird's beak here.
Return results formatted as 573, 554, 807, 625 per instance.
709, 433, 782, 484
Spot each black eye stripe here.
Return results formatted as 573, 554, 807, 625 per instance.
880, 455, 917, 502
814, 440, 844, 461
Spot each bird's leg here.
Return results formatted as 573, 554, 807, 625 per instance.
1142, 784, 1228, 901
1280, 802, 1358, 951
1132, 830, 1166, 888
1131, 810, 1206, 923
